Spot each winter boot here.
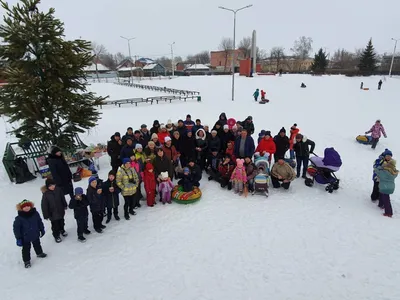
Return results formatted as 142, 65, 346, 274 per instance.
24, 261, 31, 268
78, 236, 87, 243
54, 237, 62, 243
227, 182, 232, 190
105, 218, 111, 224
383, 214, 393, 218
208, 176, 213, 181
124, 213, 130, 220
115, 215, 120, 221
37, 253, 47, 258
61, 231, 68, 237
100, 225, 106, 229
84, 229, 91, 235
95, 228, 103, 233
129, 210, 136, 216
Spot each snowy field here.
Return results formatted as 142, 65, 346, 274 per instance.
1, 74, 400, 300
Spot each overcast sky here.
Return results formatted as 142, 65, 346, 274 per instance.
2, 0, 400, 59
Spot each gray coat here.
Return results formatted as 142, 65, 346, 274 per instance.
41, 186, 68, 221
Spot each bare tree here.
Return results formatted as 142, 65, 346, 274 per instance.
270, 47, 285, 71
186, 51, 209, 65
91, 42, 107, 81
238, 37, 252, 58
219, 37, 233, 71
114, 52, 126, 66
256, 47, 268, 61
330, 48, 357, 69
156, 56, 171, 69
291, 36, 313, 59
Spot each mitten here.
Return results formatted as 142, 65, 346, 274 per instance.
16, 239, 23, 247
40, 230, 45, 238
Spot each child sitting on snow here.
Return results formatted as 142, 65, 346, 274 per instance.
13, 200, 47, 268
158, 171, 174, 204
230, 159, 248, 195
178, 167, 194, 192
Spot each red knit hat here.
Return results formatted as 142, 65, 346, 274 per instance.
19, 200, 34, 210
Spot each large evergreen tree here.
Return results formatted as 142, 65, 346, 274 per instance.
358, 38, 377, 74
0, 0, 105, 148
311, 48, 328, 73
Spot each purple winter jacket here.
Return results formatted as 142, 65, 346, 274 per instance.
366, 124, 386, 139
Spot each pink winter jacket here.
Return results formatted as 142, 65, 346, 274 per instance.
230, 166, 247, 183
366, 124, 387, 139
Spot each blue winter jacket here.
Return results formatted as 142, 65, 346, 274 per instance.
13, 208, 45, 243
234, 136, 255, 158
120, 144, 135, 160
374, 167, 397, 194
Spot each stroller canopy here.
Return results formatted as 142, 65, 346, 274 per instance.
322, 148, 342, 168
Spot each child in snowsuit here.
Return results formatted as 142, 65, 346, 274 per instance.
13, 200, 47, 268
158, 171, 174, 204
371, 149, 393, 201
230, 159, 247, 194
41, 178, 68, 243
87, 176, 106, 233
374, 159, 398, 217
178, 167, 194, 192
102, 170, 121, 223
68, 187, 90, 242
365, 120, 387, 149
253, 89, 259, 101
144, 162, 157, 207
261, 90, 266, 100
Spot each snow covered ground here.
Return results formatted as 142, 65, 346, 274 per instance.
1, 74, 400, 300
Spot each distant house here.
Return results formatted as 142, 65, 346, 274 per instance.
185, 64, 210, 74
117, 66, 143, 78
143, 63, 165, 76
176, 62, 191, 71
135, 57, 156, 68
210, 49, 246, 72
117, 58, 135, 70
84, 62, 110, 74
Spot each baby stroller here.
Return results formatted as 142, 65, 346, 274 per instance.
253, 153, 270, 197
305, 147, 342, 193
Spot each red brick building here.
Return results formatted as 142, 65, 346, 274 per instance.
210, 49, 246, 71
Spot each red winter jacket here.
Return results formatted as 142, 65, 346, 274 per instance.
256, 138, 276, 156
157, 131, 170, 145
143, 163, 157, 193
218, 162, 235, 179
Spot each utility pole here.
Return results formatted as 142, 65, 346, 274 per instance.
120, 36, 136, 83
218, 5, 253, 101
169, 42, 175, 77
389, 38, 399, 78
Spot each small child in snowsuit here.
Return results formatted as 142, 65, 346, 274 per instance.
102, 170, 121, 223
253, 88, 259, 101
144, 162, 157, 207
87, 176, 106, 233
365, 119, 387, 149
230, 159, 248, 194
13, 200, 47, 268
41, 178, 68, 243
261, 90, 266, 100
68, 187, 90, 242
158, 171, 174, 204
178, 167, 194, 192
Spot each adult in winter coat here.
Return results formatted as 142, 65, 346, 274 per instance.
122, 127, 135, 145
212, 121, 224, 137
255, 131, 276, 162
208, 130, 222, 154
374, 159, 398, 217
235, 130, 255, 159
192, 119, 204, 134
87, 176, 106, 233
157, 125, 171, 145
218, 112, 228, 127
273, 127, 290, 162
171, 131, 183, 154
184, 114, 196, 132
240, 116, 255, 135
41, 178, 68, 242
195, 128, 208, 170
225, 141, 236, 162
371, 149, 393, 201
120, 138, 135, 160
107, 132, 123, 172
132, 130, 146, 149
293, 134, 315, 178
13, 200, 46, 267
244, 156, 257, 192
68, 187, 90, 241
180, 131, 196, 166
220, 125, 235, 152
116, 159, 139, 220
154, 148, 174, 180
163, 136, 179, 163
365, 120, 387, 149
176, 120, 187, 137
187, 158, 202, 187
258, 130, 266, 144
47, 146, 74, 199
144, 141, 157, 164
270, 158, 296, 189
150, 120, 160, 136
102, 170, 121, 223
140, 124, 151, 145
289, 124, 300, 159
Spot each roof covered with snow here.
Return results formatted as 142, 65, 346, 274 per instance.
137, 57, 155, 64
185, 64, 210, 70
84, 63, 110, 72
143, 63, 164, 70
117, 67, 143, 72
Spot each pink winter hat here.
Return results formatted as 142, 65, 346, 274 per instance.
236, 159, 244, 168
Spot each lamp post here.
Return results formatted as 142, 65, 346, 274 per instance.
389, 38, 399, 78
169, 42, 175, 77
120, 36, 136, 83
218, 4, 253, 101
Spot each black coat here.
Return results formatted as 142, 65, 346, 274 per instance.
107, 135, 123, 161
87, 185, 105, 213
47, 154, 73, 196
220, 131, 235, 151
122, 132, 135, 144
195, 138, 208, 159
176, 125, 187, 137
274, 135, 290, 157
120, 144, 135, 159
140, 130, 151, 145
41, 186, 68, 221
241, 119, 255, 135
208, 136, 221, 153
206, 154, 221, 171
218, 113, 228, 126
68, 195, 89, 219
132, 137, 146, 149
13, 208, 45, 243
102, 179, 121, 209
154, 155, 173, 179
180, 135, 196, 160
178, 174, 194, 192
150, 126, 160, 136
188, 163, 202, 184
172, 136, 183, 153
293, 138, 315, 158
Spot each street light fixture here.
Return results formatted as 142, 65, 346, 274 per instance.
218, 4, 253, 101
168, 42, 175, 77
120, 36, 136, 83
389, 38, 399, 78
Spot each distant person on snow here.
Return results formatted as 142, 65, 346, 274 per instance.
360, 82, 364, 89
300, 83, 306, 88
261, 90, 266, 101
253, 88, 259, 101
365, 119, 387, 149
378, 80, 383, 90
